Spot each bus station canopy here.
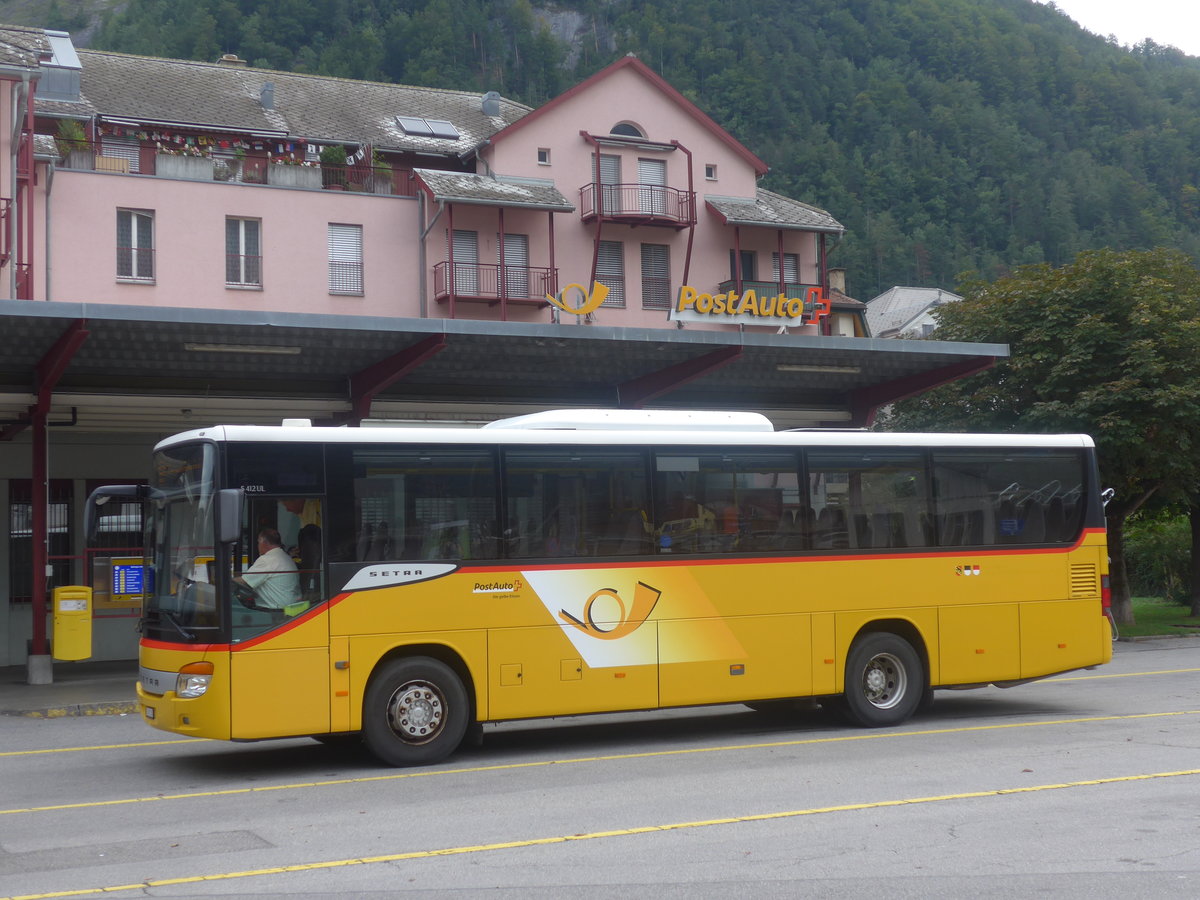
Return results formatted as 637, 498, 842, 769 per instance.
0, 299, 1006, 434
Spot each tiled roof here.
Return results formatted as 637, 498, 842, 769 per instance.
706, 188, 844, 234
865, 286, 962, 336
414, 170, 575, 211
0, 25, 51, 68
38, 49, 531, 155
827, 288, 867, 311
32, 133, 58, 158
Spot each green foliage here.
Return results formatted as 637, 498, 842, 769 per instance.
89, 0, 567, 103
54, 118, 87, 156
319, 143, 347, 186
1122, 596, 1200, 638
1124, 513, 1191, 605
882, 247, 1200, 623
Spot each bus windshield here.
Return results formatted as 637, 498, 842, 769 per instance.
144, 442, 221, 640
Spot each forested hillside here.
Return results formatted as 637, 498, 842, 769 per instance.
26, 0, 1200, 298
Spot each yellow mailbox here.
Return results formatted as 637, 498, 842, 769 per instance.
52, 586, 93, 661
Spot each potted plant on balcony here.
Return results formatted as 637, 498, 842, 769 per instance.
320, 144, 348, 189
268, 154, 322, 189
56, 119, 92, 170
369, 150, 394, 195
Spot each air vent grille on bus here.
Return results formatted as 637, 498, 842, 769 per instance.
1069, 563, 1099, 598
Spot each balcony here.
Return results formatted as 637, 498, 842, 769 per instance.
55, 144, 420, 196
579, 182, 696, 229
433, 262, 556, 307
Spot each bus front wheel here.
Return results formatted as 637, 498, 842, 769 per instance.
841, 633, 923, 727
363, 657, 469, 767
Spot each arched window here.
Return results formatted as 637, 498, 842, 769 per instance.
610, 122, 644, 138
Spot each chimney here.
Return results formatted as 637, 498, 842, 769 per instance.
481, 91, 500, 117
827, 267, 846, 294
216, 53, 247, 67
260, 82, 275, 109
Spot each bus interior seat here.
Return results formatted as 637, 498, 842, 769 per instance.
793, 505, 815, 549
1020, 500, 1046, 542
1045, 497, 1066, 543
297, 524, 322, 602
996, 499, 1019, 543
853, 514, 872, 548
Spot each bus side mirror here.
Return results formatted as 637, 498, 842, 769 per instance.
214, 489, 243, 545
84, 484, 146, 544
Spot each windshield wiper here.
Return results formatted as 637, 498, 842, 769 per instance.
154, 609, 196, 642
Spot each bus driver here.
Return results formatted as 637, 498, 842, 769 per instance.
235, 528, 301, 610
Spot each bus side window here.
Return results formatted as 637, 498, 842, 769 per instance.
502, 448, 650, 559
932, 449, 1087, 546
345, 446, 499, 563
807, 449, 929, 551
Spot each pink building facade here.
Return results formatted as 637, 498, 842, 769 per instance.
8, 36, 854, 335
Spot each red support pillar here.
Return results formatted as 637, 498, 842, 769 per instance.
22, 320, 89, 675
30, 404, 48, 656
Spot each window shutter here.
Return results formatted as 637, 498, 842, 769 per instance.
640, 243, 670, 310
328, 224, 363, 294
771, 252, 799, 283
597, 154, 621, 214
102, 137, 140, 173
596, 241, 625, 307
450, 229, 479, 294
498, 233, 529, 298
637, 158, 666, 215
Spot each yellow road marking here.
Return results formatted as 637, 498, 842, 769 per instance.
0, 739, 203, 758
5, 767, 1199, 900
3, 708, 1198, 817
1044, 666, 1200, 682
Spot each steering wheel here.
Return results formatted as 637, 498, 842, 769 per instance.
233, 581, 259, 609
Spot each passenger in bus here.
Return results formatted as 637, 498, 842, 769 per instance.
235, 528, 301, 609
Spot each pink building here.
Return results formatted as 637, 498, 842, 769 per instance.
24, 41, 855, 335
0, 27, 1001, 667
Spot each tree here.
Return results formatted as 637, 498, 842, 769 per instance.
881, 248, 1200, 624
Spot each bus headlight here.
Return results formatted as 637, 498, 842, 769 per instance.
176, 662, 214, 698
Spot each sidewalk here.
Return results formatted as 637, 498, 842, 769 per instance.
0, 659, 138, 718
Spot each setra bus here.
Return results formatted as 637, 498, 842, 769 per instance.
88, 409, 1113, 766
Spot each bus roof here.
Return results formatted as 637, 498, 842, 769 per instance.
155, 412, 1096, 451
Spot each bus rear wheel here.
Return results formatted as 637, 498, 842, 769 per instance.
363, 657, 469, 767
842, 633, 923, 727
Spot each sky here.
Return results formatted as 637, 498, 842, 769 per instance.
1036, 1, 1200, 57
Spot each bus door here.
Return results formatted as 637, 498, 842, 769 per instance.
225, 441, 331, 738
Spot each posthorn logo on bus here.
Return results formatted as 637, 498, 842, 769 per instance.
558, 582, 662, 640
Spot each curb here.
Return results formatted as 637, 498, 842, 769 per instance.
2, 701, 139, 718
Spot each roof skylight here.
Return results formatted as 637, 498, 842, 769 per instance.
396, 116, 460, 140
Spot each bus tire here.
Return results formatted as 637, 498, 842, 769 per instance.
362, 657, 469, 767
842, 632, 923, 727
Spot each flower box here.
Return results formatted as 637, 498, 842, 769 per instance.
156, 154, 215, 181
268, 165, 322, 189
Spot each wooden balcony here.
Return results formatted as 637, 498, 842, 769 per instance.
579, 182, 696, 229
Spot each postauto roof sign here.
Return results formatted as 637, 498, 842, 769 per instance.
669, 284, 831, 327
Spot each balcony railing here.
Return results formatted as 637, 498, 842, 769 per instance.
579, 182, 696, 228
433, 262, 557, 305
55, 143, 420, 196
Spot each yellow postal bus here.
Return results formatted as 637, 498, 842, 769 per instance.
89, 410, 1112, 766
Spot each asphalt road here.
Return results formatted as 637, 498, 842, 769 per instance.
3, 637, 1200, 899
